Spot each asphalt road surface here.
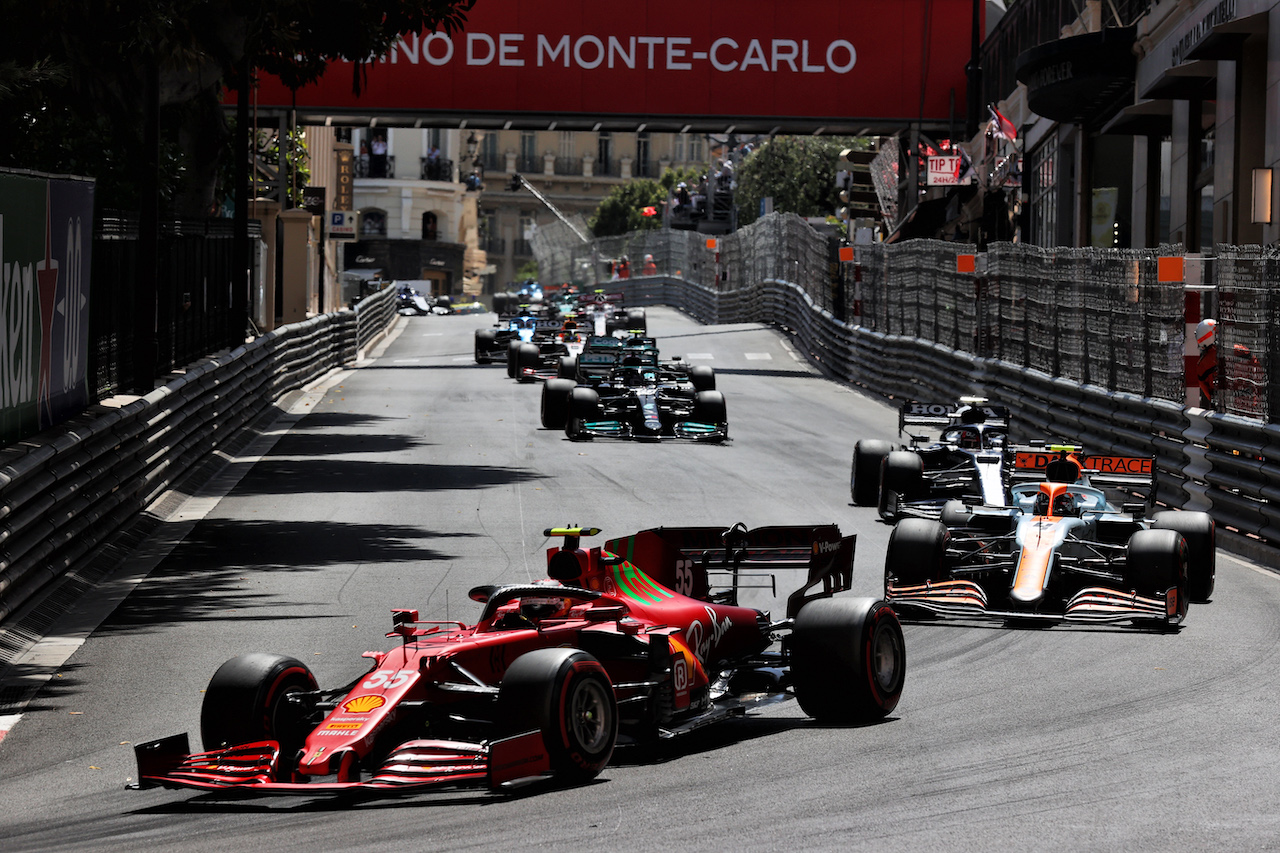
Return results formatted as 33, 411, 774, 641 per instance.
1, 307, 1277, 852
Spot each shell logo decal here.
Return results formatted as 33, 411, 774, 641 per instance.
342, 695, 386, 714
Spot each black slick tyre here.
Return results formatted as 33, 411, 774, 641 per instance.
1152, 511, 1215, 602
474, 329, 496, 363
200, 653, 318, 762
541, 378, 575, 429
506, 340, 523, 378
692, 390, 726, 424
689, 364, 715, 392
567, 387, 600, 440
497, 649, 617, 783
1126, 528, 1189, 623
878, 451, 923, 519
557, 356, 577, 379
626, 308, 646, 333
885, 518, 949, 590
851, 439, 893, 505
790, 597, 905, 723
517, 343, 541, 381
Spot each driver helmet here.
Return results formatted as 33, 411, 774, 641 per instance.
1052, 492, 1078, 517
519, 595, 570, 622
957, 428, 981, 449
1196, 318, 1217, 351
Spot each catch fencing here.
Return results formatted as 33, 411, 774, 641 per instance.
0, 285, 397, 636
536, 214, 1280, 555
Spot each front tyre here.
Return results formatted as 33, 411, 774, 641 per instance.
790, 598, 905, 723
1126, 528, 1189, 624
200, 653, 318, 762
541, 378, 575, 429
497, 649, 617, 783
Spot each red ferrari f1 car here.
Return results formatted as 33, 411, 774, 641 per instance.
133, 524, 905, 798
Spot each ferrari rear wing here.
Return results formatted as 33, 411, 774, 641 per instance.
898, 398, 1010, 436
603, 524, 854, 616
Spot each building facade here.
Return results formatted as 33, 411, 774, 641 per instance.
959, 0, 1279, 251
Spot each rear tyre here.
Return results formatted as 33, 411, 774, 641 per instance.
1152, 511, 1215, 602
541, 378, 575, 429
1126, 528, 1189, 623
517, 343, 541, 381
474, 329, 496, 363
492, 293, 509, 316
851, 439, 893, 505
557, 356, 578, 380
689, 365, 715, 392
878, 451, 924, 520
791, 598, 905, 723
625, 308, 646, 334
939, 499, 972, 528
200, 653, 318, 763
885, 518, 949, 590
497, 649, 617, 782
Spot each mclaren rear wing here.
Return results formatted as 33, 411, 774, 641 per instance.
603, 524, 855, 618
1007, 444, 1156, 505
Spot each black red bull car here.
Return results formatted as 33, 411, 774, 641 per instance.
851, 398, 1011, 520
133, 524, 904, 799
883, 445, 1216, 628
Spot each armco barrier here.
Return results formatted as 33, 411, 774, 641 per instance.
619, 275, 1280, 557
0, 284, 397, 627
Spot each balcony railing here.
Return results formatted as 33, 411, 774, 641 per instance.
513, 238, 533, 257
356, 154, 397, 179
555, 156, 583, 176
517, 155, 542, 173
419, 157, 455, 181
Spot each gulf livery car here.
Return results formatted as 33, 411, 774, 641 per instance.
884, 446, 1216, 628
852, 398, 1011, 521
133, 524, 904, 799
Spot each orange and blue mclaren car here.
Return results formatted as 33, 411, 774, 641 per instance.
133, 524, 904, 800
884, 445, 1215, 628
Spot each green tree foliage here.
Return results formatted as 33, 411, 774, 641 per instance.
588, 166, 702, 237
0, 1, 475, 213
734, 136, 869, 226
515, 260, 540, 282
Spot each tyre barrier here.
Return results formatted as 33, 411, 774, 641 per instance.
614, 276, 1280, 559
0, 285, 397, 628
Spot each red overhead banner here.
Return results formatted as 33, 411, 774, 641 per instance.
242, 0, 976, 127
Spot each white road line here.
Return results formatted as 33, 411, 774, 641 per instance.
745, 353, 773, 360
421, 333, 443, 337
393, 359, 422, 364
780, 340, 803, 362
685, 353, 714, 360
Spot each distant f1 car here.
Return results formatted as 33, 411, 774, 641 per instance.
851, 398, 1011, 520
133, 524, 904, 799
540, 336, 716, 430
542, 346, 725, 441
883, 445, 1216, 628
